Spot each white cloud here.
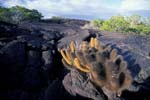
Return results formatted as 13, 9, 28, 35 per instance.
120, 0, 150, 11
2, 0, 116, 19
2, 0, 149, 19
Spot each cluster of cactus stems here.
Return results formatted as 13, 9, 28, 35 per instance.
60, 37, 132, 97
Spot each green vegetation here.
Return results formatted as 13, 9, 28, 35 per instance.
91, 15, 150, 35
50, 16, 64, 24
0, 6, 42, 24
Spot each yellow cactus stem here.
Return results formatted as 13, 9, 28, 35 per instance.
73, 58, 90, 73
123, 71, 132, 88
94, 38, 99, 49
85, 65, 90, 69
60, 49, 72, 65
70, 41, 75, 53
81, 41, 88, 51
65, 49, 71, 61
110, 49, 118, 60
90, 37, 95, 48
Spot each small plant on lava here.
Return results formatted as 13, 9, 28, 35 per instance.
60, 37, 133, 99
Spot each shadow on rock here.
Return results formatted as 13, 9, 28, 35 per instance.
122, 76, 150, 100
107, 43, 141, 79
105, 43, 150, 100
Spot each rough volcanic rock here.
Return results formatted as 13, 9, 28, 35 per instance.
45, 79, 93, 100
57, 29, 95, 49
0, 21, 30, 38
22, 67, 47, 91
0, 20, 66, 100
42, 50, 53, 70
45, 80, 67, 100
1, 19, 150, 100
27, 50, 42, 67
1, 40, 27, 67
63, 69, 107, 100
42, 30, 62, 41
41, 41, 53, 51
0, 52, 20, 89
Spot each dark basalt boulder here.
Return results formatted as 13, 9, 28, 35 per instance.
42, 30, 63, 41
63, 69, 106, 100
57, 29, 95, 49
0, 21, 65, 100
22, 67, 47, 91
0, 21, 31, 38
42, 50, 53, 70
1, 40, 27, 67
27, 50, 42, 67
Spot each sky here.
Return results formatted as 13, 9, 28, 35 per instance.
0, 0, 150, 20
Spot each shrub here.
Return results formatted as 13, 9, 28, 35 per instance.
101, 20, 112, 31
0, 6, 43, 24
0, 7, 12, 22
90, 15, 150, 35
90, 19, 104, 29
50, 16, 63, 24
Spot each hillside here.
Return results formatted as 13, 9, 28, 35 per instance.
0, 18, 150, 100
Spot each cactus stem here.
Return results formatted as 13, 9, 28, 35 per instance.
74, 58, 90, 73
70, 41, 75, 53
90, 37, 95, 48
60, 49, 72, 65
